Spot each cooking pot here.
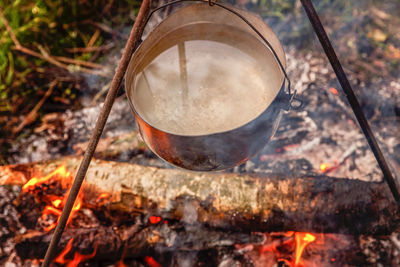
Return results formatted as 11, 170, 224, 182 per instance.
125, 2, 295, 171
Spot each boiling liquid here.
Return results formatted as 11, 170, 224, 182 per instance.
133, 39, 279, 135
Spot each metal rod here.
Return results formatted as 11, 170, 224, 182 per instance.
40, 1, 152, 266
300, 0, 400, 203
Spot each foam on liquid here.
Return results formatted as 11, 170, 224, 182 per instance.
133, 39, 279, 135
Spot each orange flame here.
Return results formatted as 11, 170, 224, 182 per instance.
66, 244, 98, 267
96, 193, 110, 202
284, 231, 295, 237
145, 256, 162, 267
294, 232, 316, 266
42, 184, 83, 232
54, 238, 74, 264
329, 87, 338, 95
52, 199, 62, 208
22, 164, 83, 232
96, 192, 111, 206
54, 238, 98, 267
22, 165, 94, 266
42, 206, 63, 217
22, 165, 70, 192
41, 205, 63, 231
61, 187, 83, 229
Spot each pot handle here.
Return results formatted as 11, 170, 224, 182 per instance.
143, 0, 302, 111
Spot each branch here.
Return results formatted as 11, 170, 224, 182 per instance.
64, 43, 115, 53
12, 80, 58, 134
53, 56, 104, 69
37, 45, 110, 77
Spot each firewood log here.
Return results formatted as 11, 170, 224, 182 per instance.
1, 156, 399, 234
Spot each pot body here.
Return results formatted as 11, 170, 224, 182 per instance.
126, 3, 287, 171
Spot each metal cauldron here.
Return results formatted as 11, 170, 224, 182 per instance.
125, 2, 294, 171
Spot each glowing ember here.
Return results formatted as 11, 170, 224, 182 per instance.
294, 232, 316, 266
145, 256, 162, 267
319, 163, 330, 173
149, 216, 162, 224
329, 87, 338, 95
117, 259, 129, 267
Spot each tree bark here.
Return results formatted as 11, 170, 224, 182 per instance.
1, 156, 399, 234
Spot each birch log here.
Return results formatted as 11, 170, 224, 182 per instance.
1, 156, 398, 234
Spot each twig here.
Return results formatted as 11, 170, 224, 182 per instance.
87, 29, 101, 47
65, 43, 115, 53
53, 56, 103, 69
13, 42, 109, 77
37, 45, 71, 69
13, 80, 57, 134
37, 45, 110, 77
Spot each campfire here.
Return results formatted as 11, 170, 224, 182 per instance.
1, 157, 399, 266
22, 165, 83, 233
12, 164, 319, 266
